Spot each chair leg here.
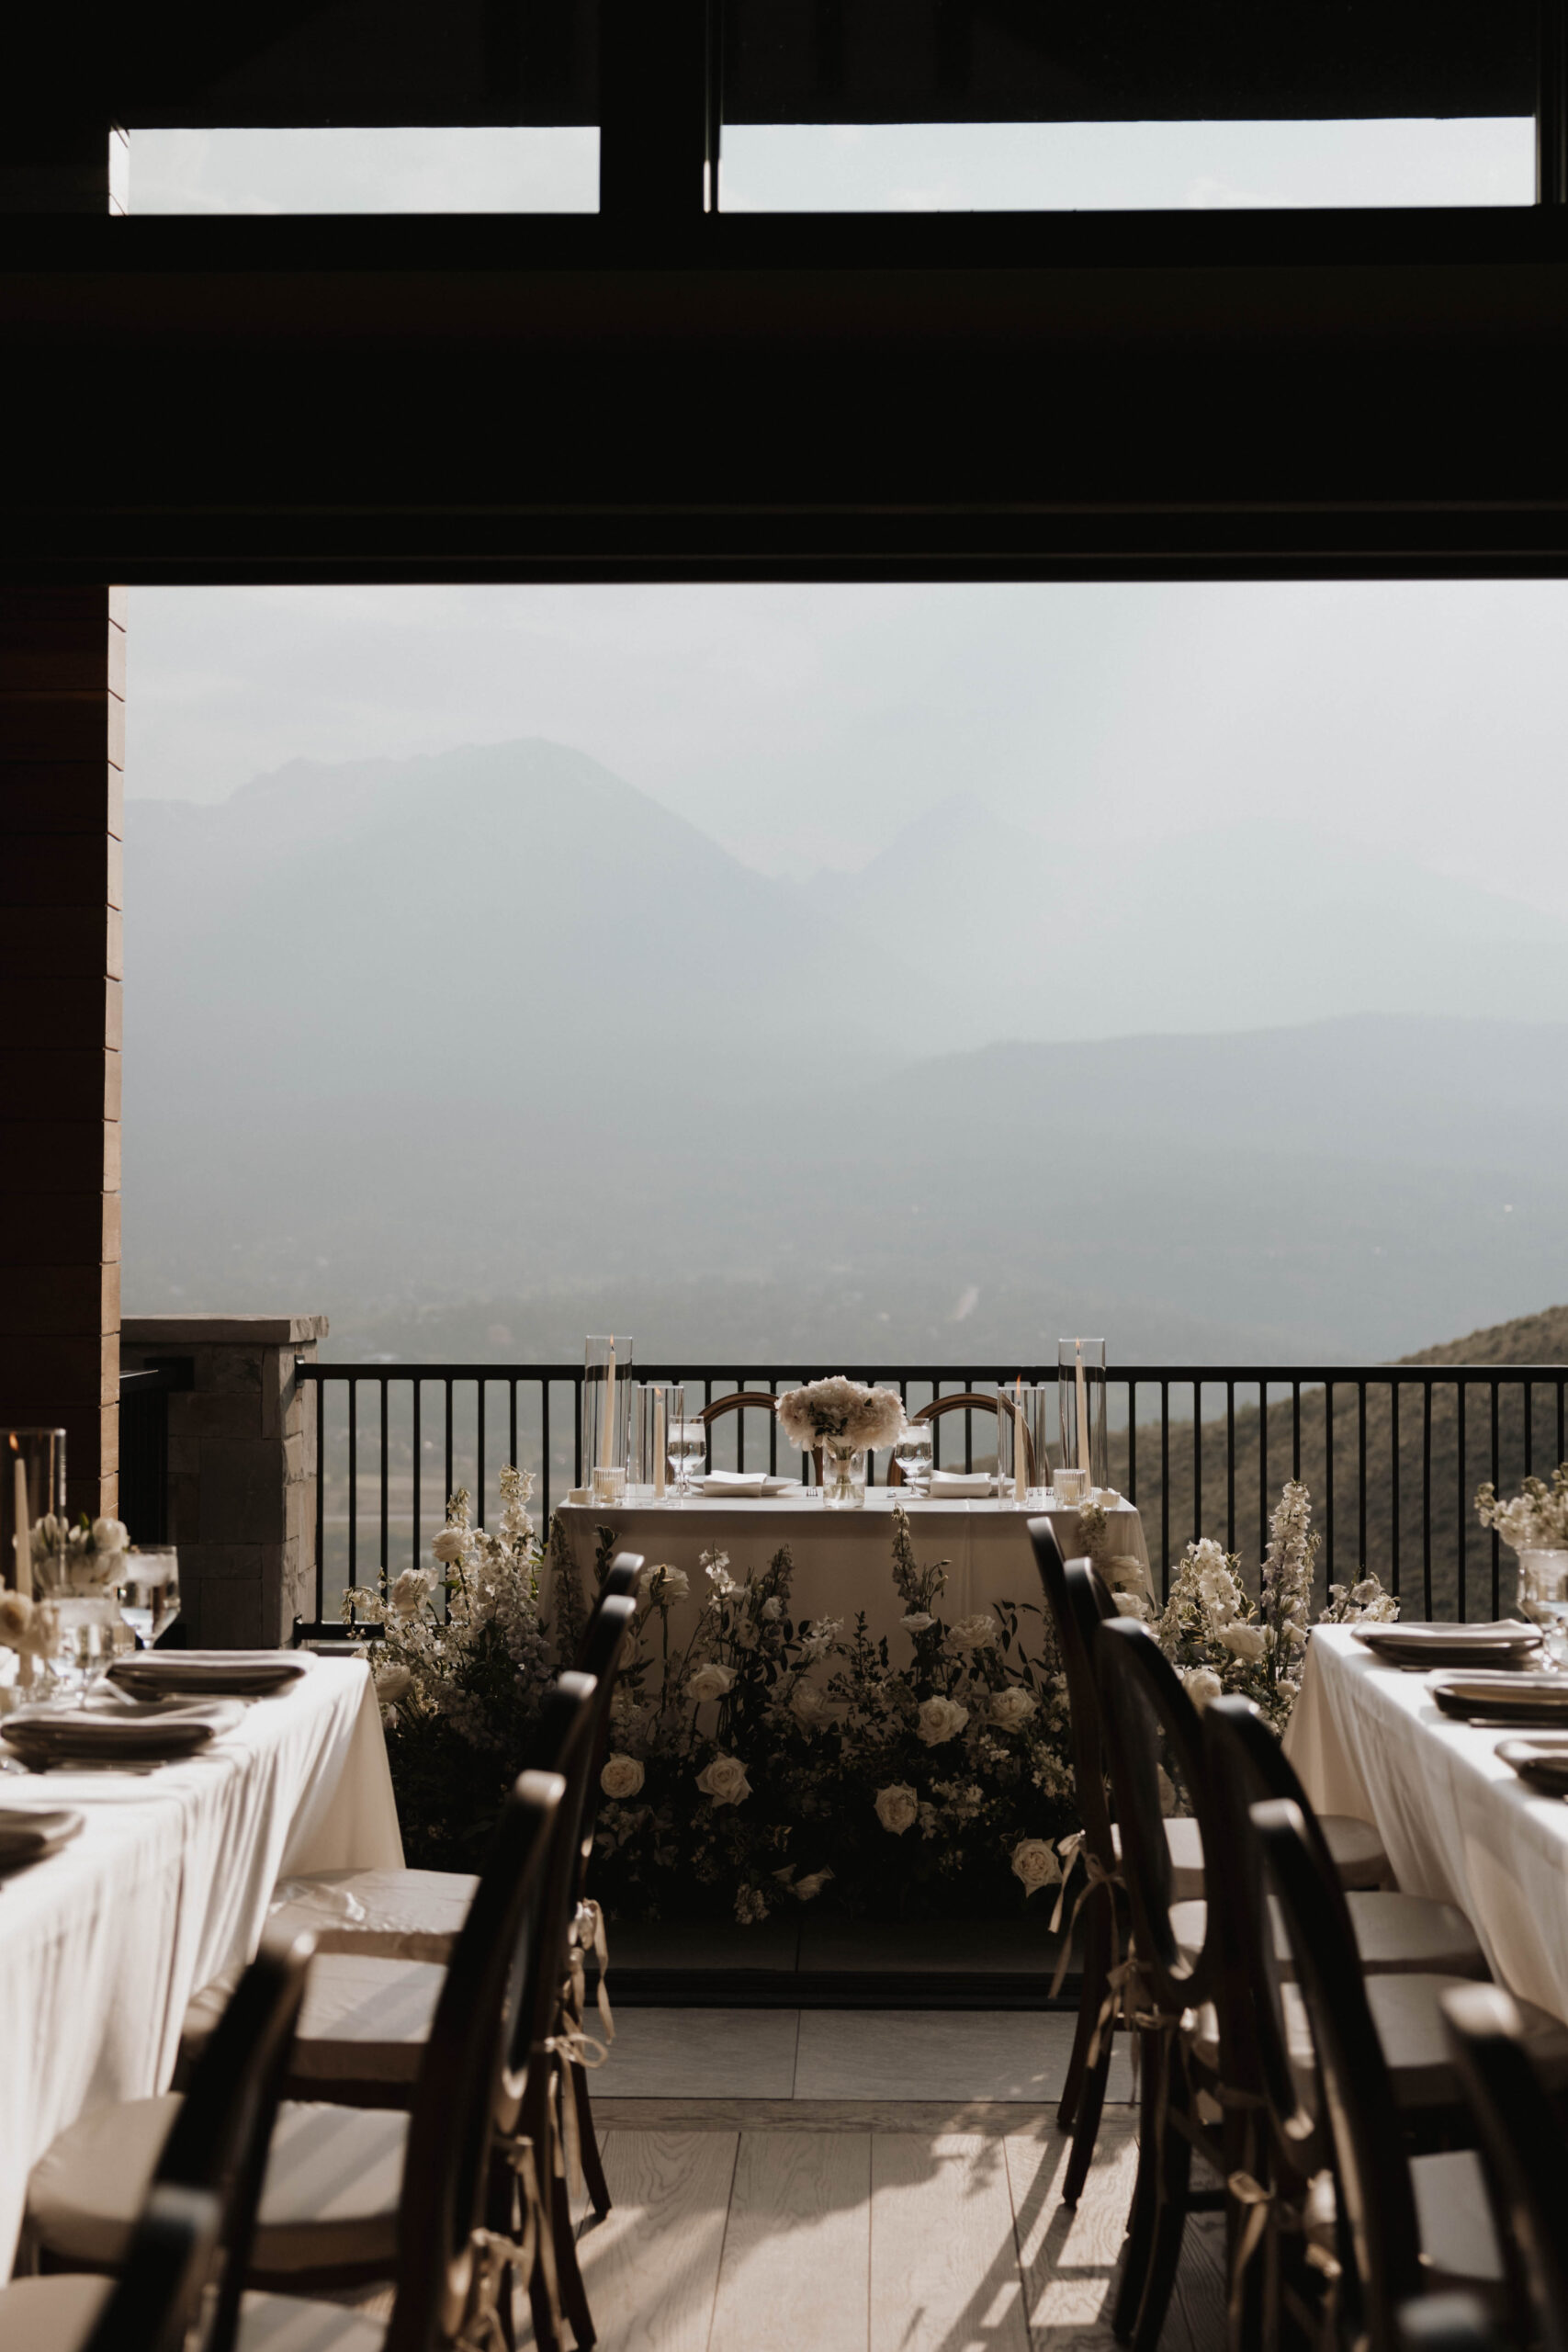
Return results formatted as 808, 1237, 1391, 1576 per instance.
1130, 2064, 1193, 2352
1064, 2011, 1115, 2208
572, 2064, 613, 2220
1113, 2029, 1165, 2343
1057, 1890, 1109, 2133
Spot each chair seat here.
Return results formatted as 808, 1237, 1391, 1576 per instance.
1322, 1815, 1390, 1890
237, 2291, 388, 2352
1170, 1892, 1487, 1979
28, 2097, 407, 2277
1113, 1818, 1206, 1903
1190, 1973, 1568, 2114
0, 2272, 113, 2352
1410, 2150, 1506, 2290
184, 1955, 446, 2099
269, 1869, 476, 1963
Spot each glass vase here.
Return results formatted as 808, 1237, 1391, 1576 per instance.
821, 1443, 867, 1510
4, 1428, 67, 1598
582, 1336, 634, 1500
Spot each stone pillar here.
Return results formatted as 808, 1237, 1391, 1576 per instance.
0, 587, 126, 1519
120, 1315, 328, 1647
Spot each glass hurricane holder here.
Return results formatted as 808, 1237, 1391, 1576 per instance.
629, 1384, 679, 1500
582, 1336, 634, 1503
1057, 1340, 1109, 1494
3, 1428, 67, 1599
821, 1442, 867, 1510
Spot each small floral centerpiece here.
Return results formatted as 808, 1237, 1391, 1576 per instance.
29, 1513, 130, 1597
1157, 1481, 1395, 1733
0, 1589, 62, 1693
1475, 1467, 1568, 1556
777, 1377, 903, 1508
342, 1466, 557, 1866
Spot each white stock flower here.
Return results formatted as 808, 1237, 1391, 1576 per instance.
988, 1685, 1037, 1731
1218, 1623, 1266, 1662
696, 1753, 751, 1807
703, 1553, 736, 1598
374, 1663, 413, 1706
1010, 1838, 1062, 1895
947, 1613, 997, 1652
600, 1753, 646, 1800
874, 1782, 919, 1835
915, 1695, 968, 1746
688, 1662, 736, 1704
390, 1567, 434, 1618
431, 1527, 468, 1565
640, 1563, 691, 1606
1183, 1667, 1224, 1711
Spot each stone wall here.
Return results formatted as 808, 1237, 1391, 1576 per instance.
120, 1313, 327, 1647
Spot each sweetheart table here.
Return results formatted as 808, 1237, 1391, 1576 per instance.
1286, 1625, 1568, 2024
0, 1656, 402, 2279
554, 1488, 1151, 1651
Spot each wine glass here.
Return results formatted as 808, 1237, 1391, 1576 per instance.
1518, 1551, 1568, 1668
668, 1418, 708, 1500
893, 1421, 933, 1497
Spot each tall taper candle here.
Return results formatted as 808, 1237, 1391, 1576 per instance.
12, 1453, 31, 1599
1075, 1340, 1091, 1489
1013, 1375, 1028, 1504
600, 1341, 616, 1471
653, 1390, 667, 1498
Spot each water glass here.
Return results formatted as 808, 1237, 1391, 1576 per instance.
114, 1549, 181, 1647
893, 1422, 933, 1496
667, 1413, 707, 1499
1518, 1550, 1568, 1666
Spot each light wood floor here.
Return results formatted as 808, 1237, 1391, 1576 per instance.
544, 2012, 1226, 2352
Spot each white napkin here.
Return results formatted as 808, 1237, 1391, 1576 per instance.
700, 1472, 799, 1498
924, 1472, 991, 1498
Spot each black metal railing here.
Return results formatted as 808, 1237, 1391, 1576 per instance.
295, 1360, 1568, 1626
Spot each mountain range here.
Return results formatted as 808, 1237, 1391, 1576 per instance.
122, 740, 1568, 1363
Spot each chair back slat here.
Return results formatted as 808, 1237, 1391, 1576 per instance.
574, 1585, 639, 1898
1029, 1530, 1114, 1866
1256, 1797, 1426, 2343
386, 1768, 564, 2352
83, 2185, 223, 2352
1442, 1981, 1568, 2352
1095, 1616, 1217, 2006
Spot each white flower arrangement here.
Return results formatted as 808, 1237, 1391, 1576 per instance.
776, 1377, 903, 1453
1157, 1482, 1395, 1732
1476, 1466, 1568, 1554
29, 1513, 130, 1596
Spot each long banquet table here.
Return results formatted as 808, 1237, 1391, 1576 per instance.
1286, 1625, 1568, 2023
554, 1488, 1151, 1651
0, 1656, 403, 2279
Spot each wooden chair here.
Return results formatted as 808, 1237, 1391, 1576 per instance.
8, 1932, 311, 2352
1441, 1981, 1568, 2352
888, 1391, 1022, 1486
700, 1390, 822, 1483
1254, 1797, 1513, 2352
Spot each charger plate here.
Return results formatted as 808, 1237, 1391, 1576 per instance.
0, 1807, 85, 1869
108, 1651, 309, 1701
1430, 1672, 1568, 1726
1358, 1623, 1543, 1671
1497, 1736, 1568, 1796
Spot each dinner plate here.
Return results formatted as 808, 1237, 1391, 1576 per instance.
0, 1806, 85, 1869
0, 1697, 245, 1769
1357, 1623, 1543, 1670
1430, 1672, 1568, 1725
107, 1650, 310, 1700
1497, 1736, 1568, 1796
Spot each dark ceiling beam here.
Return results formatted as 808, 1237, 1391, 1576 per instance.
6, 210, 1568, 582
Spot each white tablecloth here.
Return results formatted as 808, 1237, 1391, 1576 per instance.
1285, 1625, 1568, 2024
555, 1490, 1149, 1652
0, 1658, 402, 2278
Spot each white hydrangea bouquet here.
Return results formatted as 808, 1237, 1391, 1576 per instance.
342, 1466, 558, 1865
1157, 1480, 1395, 1733
776, 1376, 904, 1453
589, 1503, 1079, 1927
1475, 1465, 1568, 1555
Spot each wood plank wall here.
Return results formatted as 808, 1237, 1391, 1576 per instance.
0, 586, 125, 1517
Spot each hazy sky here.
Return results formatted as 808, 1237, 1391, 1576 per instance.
129, 581, 1568, 907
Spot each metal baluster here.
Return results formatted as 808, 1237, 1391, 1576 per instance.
379, 1377, 389, 1586
572, 1372, 583, 1491
1192, 1382, 1202, 1548
541, 1380, 552, 1523
1127, 1379, 1137, 1509
315, 1374, 326, 1620
1456, 1381, 1467, 1621
1160, 1383, 1170, 1597
1325, 1382, 1335, 1584
1357, 1380, 1368, 1570
1292, 1382, 1302, 1480
348, 1379, 359, 1594
1390, 1381, 1401, 1600
1525, 1376, 1534, 1478
1225, 1381, 1235, 1555
477, 1379, 486, 1523
412, 1381, 423, 1572
1490, 1378, 1502, 1615
509, 1380, 518, 1476
1258, 1381, 1269, 1566
1423, 1380, 1434, 1617
444, 1378, 455, 1518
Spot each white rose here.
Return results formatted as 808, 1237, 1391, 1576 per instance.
0, 1590, 33, 1646
688, 1662, 736, 1703
1219, 1623, 1266, 1662
874, 1782, 919, 1836
947, 1613, 997, 1652
789, 1679, 832, 1733
916, 1695, 968, 1746
1183, 1667, 1224, 1712
91, 1517, 129, 1555
696, 1753, 751, 1807
600, 1753, 646, 1800
374, 1663, 413, 1706
390, 1567, 434, 1618
16, 1601, 58, 1658
901, 1612, 934, 1634
794, 1867, 834, 1902
989, 1686, 1037, 1731
431, 1527, 468, 1565
761, 1595, 783, 1621
641, 1563, 691, 1606
1010, 1838, 1062, 1895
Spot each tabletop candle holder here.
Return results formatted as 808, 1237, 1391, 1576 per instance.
583, 1336, 634, 1505
996, 1385, 1050, 1505
1057, 1339, 1109, 1496
3, 1428, 67, 1600
629, 1382, 681, 1501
